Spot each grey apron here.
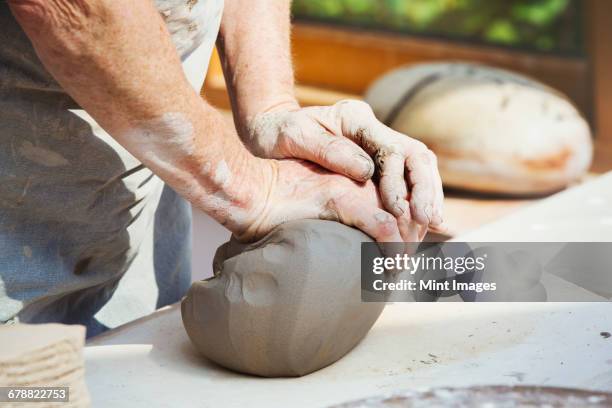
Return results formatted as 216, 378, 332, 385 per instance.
0, 0, 223, 337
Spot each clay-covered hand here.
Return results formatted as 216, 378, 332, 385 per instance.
236, 159, 427, 243
245, 100, 444, 228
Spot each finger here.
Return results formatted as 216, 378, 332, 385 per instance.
397, 213, 428, 242
376, 148, 410, 218
405, 143, 438, 226
334, 100, 380, 154
296, 130, 375, 182
355, 210, 403, 244
397, 214, 418, 242
396, 213, 429, 245
328, 198, 403, 244
333, 101, 432, 225
332, 100, 443, 226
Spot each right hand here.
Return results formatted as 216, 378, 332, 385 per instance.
244, 100, 444, 230
236, 159, 428, 243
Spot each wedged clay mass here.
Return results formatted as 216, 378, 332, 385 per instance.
0, 324, 90, 407
365, 62, 592, 195
182, 219, 385, 377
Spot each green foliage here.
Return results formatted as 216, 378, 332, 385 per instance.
512, 0, 569, 26
292, 0, 582, 54
485, 19, 519, 45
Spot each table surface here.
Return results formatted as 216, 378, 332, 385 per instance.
84, 172, 612, 408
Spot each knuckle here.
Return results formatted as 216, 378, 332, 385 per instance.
420, 148, 437, 165
374, 211, 396, 229
410, 140, 428, 152
374, 149, 387, 169
338, 100, 377, 130
338, 99, 373, 114
352, 100, 375, 115
374, 145, 405, 170
320, 199, 340, 222
407, 142, 438, 166
389, 143, 406, 155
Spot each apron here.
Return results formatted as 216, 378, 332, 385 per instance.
0, 0, 224, 337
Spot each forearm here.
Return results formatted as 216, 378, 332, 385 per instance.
8, 0, 271, 232
217, 0, 298, 137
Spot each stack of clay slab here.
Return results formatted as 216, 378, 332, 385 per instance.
0, 324, 90, 407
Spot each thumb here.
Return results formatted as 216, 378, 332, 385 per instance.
294, 130, 375, 181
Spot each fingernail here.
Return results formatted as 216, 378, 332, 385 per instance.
355, 154, 374, 180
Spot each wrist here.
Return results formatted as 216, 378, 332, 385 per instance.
237, 94, 299, 136
231, 96, 298, 161
256, 97, 300, 115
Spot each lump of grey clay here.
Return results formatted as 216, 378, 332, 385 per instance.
365, 62, 592, 195
181, 219, 385, 377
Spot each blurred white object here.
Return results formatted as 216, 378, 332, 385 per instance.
365, 62, 593, 195
191, 208, 230, 281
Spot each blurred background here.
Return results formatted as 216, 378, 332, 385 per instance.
193, 0, 612, 270
292, 0, 583, 54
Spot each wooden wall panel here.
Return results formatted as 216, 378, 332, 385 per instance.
205, 24, 589, 115
290, 23, 590, 115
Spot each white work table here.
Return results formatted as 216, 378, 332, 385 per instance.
85, 173, 612, 407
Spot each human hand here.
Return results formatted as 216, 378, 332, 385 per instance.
235, 159, 427, 243
245, 100, 444, 229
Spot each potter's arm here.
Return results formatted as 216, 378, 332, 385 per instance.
217, 0, 298, 134
7, 0, 273, 236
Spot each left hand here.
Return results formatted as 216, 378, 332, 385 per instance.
244, 99, 444, 229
